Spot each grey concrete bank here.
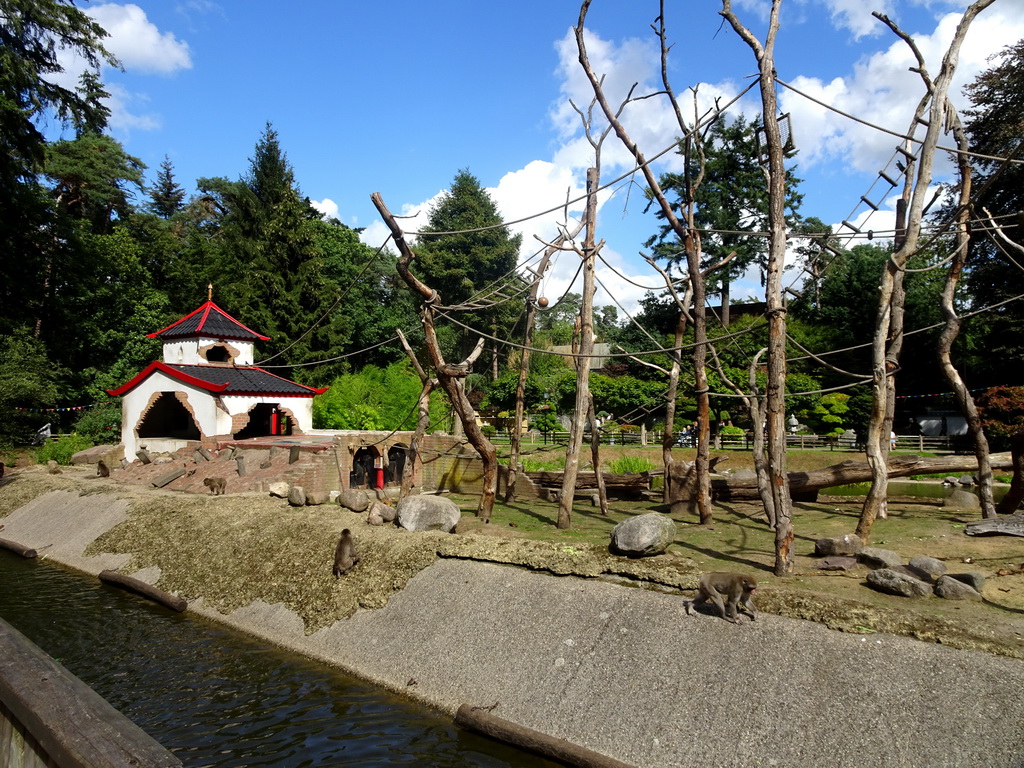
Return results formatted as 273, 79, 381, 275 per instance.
3, 491, 1024, 767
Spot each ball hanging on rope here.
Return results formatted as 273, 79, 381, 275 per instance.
537, 296, 549, 308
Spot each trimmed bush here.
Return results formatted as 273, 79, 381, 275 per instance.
36, 434, 93, 465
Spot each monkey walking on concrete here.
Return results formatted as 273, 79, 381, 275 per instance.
333, 529, 360, 577
685, 572, 758, 623
203, 476, 227, 495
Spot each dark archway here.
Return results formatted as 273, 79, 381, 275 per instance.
350, 447, 381, 489
234, 403, 292, 440
137, 393, 200, 440
385, 445, 407, 486
205, 344, 232, 363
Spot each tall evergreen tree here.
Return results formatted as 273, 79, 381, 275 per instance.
647, 115, 802, 323
414, 169, 524, 360
148, 156, 186, 219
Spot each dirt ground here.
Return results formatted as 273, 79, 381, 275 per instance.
1, 458, 1022, 660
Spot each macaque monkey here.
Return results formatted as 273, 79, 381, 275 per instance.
97, 459, 110, 478
685, 572, 757, 623
333, 529, 360, 577
203, 476, 227, 495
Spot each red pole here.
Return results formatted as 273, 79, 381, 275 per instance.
271, 410, 279, 435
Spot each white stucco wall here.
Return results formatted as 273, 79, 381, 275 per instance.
161, 338, 255, 366
119, 371, 316, 462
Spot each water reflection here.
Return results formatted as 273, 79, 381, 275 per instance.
0, 553, 549, 767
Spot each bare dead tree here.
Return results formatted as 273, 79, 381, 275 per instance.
575, 0, 716, 524
855, 0, 996, 541
720, 0, 796, 574
936, 110, 996, 518
397, 328, 437, 500
371, 192, 500, 521
558, 167, 602, 529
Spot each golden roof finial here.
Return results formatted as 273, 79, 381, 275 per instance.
208, 283, 213, 302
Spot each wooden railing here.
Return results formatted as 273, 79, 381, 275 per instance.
0, 617, 181, 768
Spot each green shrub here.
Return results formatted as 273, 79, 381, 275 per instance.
619, 424, 640, 433
520, 456, 566, 472
607, 455, 654, 474
72, 403, 121, 444
36, 434, 93, 465
720, 425, 745, 436
480, 424, 497, 439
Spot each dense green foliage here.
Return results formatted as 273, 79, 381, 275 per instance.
312, 362, 447, 432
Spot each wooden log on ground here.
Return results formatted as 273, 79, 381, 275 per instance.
455, 703, 637, 768
526, 471, 649, 491
151, 467, 186, 488
0, 538, 37, 558
0, 617, 183, 768
708, 453, 1014, 502
98, 570, 188, 612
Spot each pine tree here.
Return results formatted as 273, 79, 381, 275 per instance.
148, 156, 186, 218
414, 169, 524, 360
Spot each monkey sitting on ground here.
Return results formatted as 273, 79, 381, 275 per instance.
684, 572, 758, 623
96, 459, 110, 478
203, 476, 227, 495
333, 529, 361, 577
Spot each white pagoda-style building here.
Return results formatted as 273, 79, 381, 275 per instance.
107, 300, 326, 462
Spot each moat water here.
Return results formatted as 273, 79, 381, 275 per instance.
0, 552, 550, 767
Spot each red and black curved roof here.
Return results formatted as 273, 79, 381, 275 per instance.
147, 301, 270, 342
106, 362, 327, 397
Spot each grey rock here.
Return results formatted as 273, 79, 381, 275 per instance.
948, 571, 986, 592
153, 456, 173, 465
338, 488, 370, 513
816, 556, 859, 571
397, 495, 461, 533
958, 475, 976, 486
329, 490, 341, 503
935, 575, 983, 600
46, 460, 62, 474
268, 482, 290, 498
943, 476, 959, 486
866, 568, 933, 598
366, 510, 385, 526
287, 486, 306, 507
366, 500, 395, 524
610, 513, 677, 557
305, 489, 331, 506
944, 488, 981, 511
858, 547, 903, 569
907, 556, 947, 583
814, 534, 864, 557
731, 468, 757, 481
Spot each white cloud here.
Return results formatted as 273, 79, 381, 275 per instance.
781, 3, 1024, 180
311, 198, 340, 221
88, 4, 192, 74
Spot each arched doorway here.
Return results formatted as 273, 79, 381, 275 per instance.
384, 445, 407, 486
137, 393, 200, 440
350, 447, 382, 490
234, 404, 292, 440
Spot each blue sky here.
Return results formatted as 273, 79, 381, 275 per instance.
51, 0, 1024, 314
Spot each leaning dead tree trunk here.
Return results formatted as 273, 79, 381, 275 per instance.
397, 329, 437, 500
372, 192, 499, 521
938, 111, 996, 518
558, 167, 601, 529
721, 0, 795, 574
856, 1, 995, 542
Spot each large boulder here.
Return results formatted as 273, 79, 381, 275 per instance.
396, 495, 461, 533
858, 547, 902, 570
944, 488, 980, 511
866, 568, 933, 598
610, 513, 677, 557
814, 534, 864, 557
935, 575, 983, 601
338, 488, 370, 513
287, 486, 306, 507
907, 556, 947, 583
